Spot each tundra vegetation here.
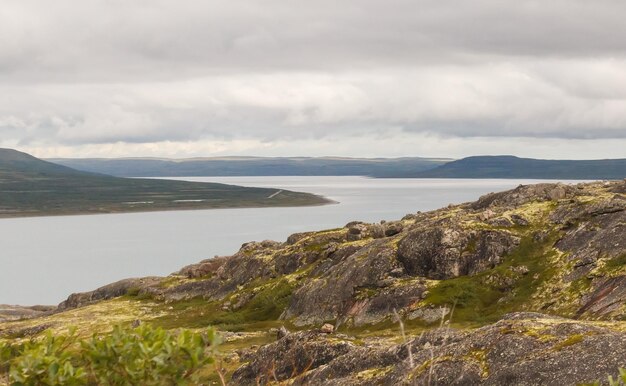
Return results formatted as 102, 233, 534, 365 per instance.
1, 180, 626, 384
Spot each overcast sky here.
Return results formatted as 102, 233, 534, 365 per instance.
1, 0, 625, 159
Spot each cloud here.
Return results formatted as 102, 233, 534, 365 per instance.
0, 0, 625, 158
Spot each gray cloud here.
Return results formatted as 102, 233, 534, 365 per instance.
0, 0, 625, 158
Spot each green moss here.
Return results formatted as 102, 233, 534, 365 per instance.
423, 231, 562, 323
464, 349, 489, 378
464, 236, 478, 254
126, 286, 141, 297
500, 325, 557, 343
152, 279, 293, 331
553, 333, 585, 351
355, 365, 394, 381
410, 355, 454, 379
304, 242, 327, 253
571, 275, 593, 292
355, 287, 379, 300
604, 254, 626, 271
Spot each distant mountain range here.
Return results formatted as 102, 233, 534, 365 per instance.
413, 156, 626, 179
48, 156, 450, 178
0, 149, 329, 218
48, 155, 626, 180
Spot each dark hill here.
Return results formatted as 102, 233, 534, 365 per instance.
0, 148, 330, 218
0, 148, 91, 176
47, 156, 450, 177
413, 155, 626, 179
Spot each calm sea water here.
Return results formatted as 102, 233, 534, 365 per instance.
0, 177, 576, 305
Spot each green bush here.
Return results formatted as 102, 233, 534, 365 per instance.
584, 368, 626, 386
0, 324, 220, 385
607, 368, 626, 386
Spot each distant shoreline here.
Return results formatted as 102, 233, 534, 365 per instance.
0, 196, 336, 220
48, 155, 626, 180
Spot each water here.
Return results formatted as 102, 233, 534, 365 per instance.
0, 177, 574, 305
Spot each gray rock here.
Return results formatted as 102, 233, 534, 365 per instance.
396, 227, 519, 279
232, 313, 626, 386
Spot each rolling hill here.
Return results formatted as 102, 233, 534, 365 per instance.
47, 156, 450, 177
0, 148, 330, 218
412, 155, 626, 179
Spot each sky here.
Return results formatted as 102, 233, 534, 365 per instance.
1, 0, 625, 159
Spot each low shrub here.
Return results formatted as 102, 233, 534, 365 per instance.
0, 324, 220, 385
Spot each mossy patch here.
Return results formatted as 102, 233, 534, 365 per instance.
553, 333, 585, 351
422, 231, 563, 323
602, 253, 626, 273
0, 299, 162, 340
355, 365, 394, 381
464, 349, 489, 378
152, 279, 294, 331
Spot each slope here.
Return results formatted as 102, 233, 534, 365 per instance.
413, 155, 626, 179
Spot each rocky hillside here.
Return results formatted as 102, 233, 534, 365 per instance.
2, 180, 626, 384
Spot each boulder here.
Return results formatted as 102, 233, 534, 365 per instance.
230, 331, 355, 385
396, 227, 520, 279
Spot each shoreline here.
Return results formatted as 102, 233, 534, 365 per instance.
0, 196, 337, 220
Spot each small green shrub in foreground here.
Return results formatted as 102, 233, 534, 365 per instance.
583, 368, 626, 386
0, 324, 220, 385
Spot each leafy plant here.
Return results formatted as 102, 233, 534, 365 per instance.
608, 369, 626, 386
0, 324, 220, 385
8, 328, 85, 385
583, 368, 626, 386
82, 325, 219, 385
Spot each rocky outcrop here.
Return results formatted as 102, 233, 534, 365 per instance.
231, 330, 356, 385
396, 226, 520, 279
283, 239, 403, 326
0, 305, 54, 322
177, 256, 230, 278
470, 183, 577, 210
232, 313, 626, 386
55, 180, 626, 328
57, 277, 163, 310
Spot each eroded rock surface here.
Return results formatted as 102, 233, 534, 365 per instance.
0, 305, 53, 322
397, 226, 520, 279
232, 313, 626, 386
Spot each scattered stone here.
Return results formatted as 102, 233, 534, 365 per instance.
320, 323, 334, 334
407, 307, 450, 324
389, 267, 404, 277
277, 326, 290, 339
478, 209, 496, 221
488, 217, 514, 227
510, 214, 529, 226
383, 222, 403, 237
510, 265, 530, 275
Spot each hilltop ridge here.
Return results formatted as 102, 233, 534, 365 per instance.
0, 148, 90, 176
48, 156, 449, 177
413, 155, 626, 179
48, 154, 626, 179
